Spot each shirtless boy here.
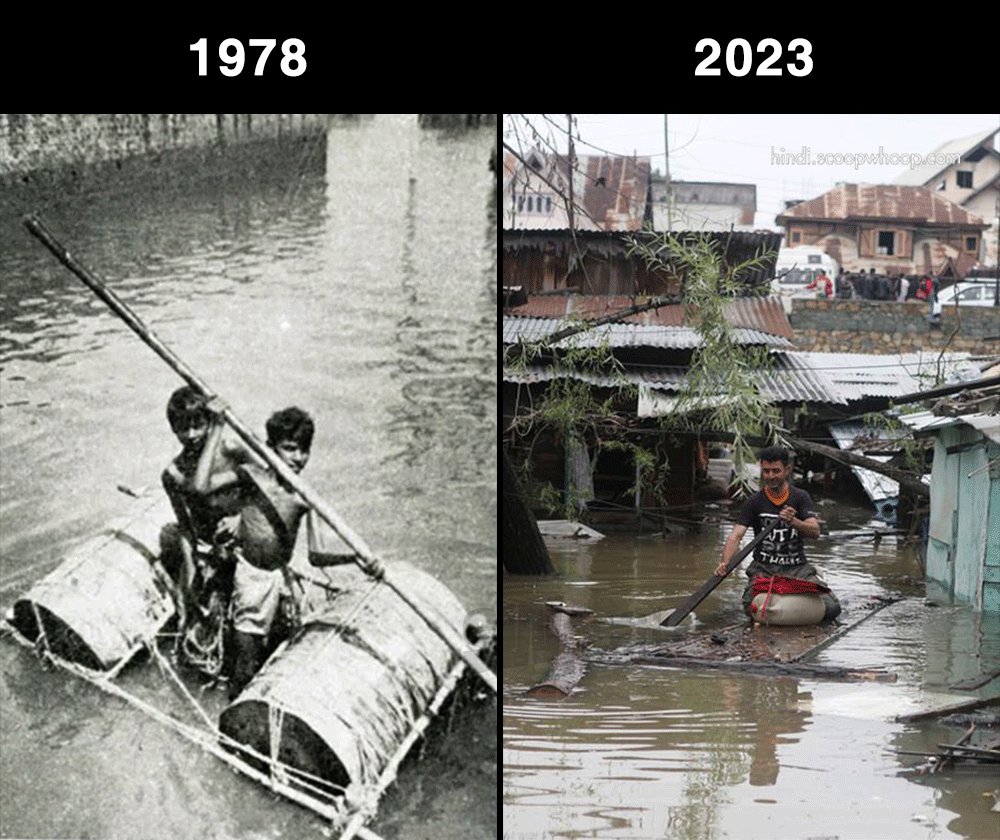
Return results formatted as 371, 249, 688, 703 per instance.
197, 406, 323, 699
161, 386, 251, 635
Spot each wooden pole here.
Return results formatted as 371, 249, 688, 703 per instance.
24, 214, 496, 695
661, 518, 780, 626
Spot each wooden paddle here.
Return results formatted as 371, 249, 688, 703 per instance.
661, 517, 780, 626
24, 214, 497, 695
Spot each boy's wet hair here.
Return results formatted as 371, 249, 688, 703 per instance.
166, 385, 209, 431
266, 407, 314, 451
758, 445, 791, 465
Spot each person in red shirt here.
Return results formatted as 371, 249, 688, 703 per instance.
806, 270, 833, 299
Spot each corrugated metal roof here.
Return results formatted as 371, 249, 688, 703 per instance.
899, 409, 1000, 445
501, 228, 783, 293
792, 352, 981, 401
503, 351, 844, 405
502, 316, 793, 349
775, 184, 988, 227
507, 294, 794, 339
828, 420, 916, 502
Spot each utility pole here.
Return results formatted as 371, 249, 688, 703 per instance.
664, 113, 673, 232
567, 114, 575, 231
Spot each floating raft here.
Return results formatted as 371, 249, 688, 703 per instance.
589, 596, 902, 681
2, 493, 486, 839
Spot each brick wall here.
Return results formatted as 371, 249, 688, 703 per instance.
789, 298, 999, 354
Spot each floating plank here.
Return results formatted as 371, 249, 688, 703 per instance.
536, 521, 605, 541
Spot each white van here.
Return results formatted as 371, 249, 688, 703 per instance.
770, 246, 840, 306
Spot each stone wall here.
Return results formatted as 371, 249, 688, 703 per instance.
0, 114, 328, 181
789, 298, 999, 354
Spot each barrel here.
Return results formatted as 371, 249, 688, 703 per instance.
750, 592, 826, 626
10, 495, 177, 671
219, 560, 467, 794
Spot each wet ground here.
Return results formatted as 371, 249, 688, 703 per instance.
503, 497, 1000, 840
0, 115, 497, 840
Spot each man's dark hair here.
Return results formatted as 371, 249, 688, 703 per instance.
758, 445, 791, 465
266, 406, 314, 451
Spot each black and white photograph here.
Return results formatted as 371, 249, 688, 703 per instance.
502, 113, 999, 840
1, 113, 498, 840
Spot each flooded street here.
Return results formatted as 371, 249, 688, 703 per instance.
1, 115, 496, 840
503, 499, 1000, 840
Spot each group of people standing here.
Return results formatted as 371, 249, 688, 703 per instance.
809, 268, 936, 303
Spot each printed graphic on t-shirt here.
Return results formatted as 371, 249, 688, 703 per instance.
736, 487, 817, 567
755, 512, 805, 565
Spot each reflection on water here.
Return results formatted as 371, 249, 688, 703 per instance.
1, 115, 495, 840
504, 502, 1000, 840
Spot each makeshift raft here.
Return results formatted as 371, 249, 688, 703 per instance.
589, 595, 902, 682
2, 492, 485, 840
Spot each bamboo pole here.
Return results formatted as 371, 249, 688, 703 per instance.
24, 215, 496, 695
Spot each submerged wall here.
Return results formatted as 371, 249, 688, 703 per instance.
790, 298, 999, 354
0, 114, 329, 181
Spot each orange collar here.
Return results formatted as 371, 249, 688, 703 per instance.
764, 484, 790, 506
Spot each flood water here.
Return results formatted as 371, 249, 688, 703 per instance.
503, 499, 1000, 840
0, 115, 496, 840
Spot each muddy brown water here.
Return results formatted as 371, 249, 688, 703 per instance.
503, 498, 1000, 840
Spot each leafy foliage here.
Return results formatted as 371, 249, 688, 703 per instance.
626, 230, 784, 497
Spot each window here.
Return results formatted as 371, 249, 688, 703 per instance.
520, 193, 554, 215
937, 179, 946, 191
965, 236, 978, 252
807, 254, 822, 264
877, 231, 895, 256
959, 286, 982, 301
956, 171, 973, 189
791, 231, 801, 243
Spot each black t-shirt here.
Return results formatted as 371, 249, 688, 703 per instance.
736, 486, 818, 567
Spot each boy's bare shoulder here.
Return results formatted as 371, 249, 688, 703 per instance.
221, 439, 261, 467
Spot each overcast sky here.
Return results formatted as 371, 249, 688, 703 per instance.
506, 114, 999, 229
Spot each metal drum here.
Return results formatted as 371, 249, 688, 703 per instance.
10, 495, 176, 671
219, 561, 467, 793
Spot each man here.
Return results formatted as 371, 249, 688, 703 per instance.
715, 446, 840, 621
806, 270, 832, 299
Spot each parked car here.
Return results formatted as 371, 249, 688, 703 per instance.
770, 246, 839, 299
936, 279, 1000, 307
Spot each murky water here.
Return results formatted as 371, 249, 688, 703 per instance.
503, 499, 1000, 840
0, 115, 496, 840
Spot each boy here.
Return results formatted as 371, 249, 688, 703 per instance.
161, 386, 251, 645
198, 406, 352, 699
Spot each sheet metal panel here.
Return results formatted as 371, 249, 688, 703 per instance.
502, 316, 791, 349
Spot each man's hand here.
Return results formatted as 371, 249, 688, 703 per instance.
779, 505, 796, 524
715, 560, 729, 576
